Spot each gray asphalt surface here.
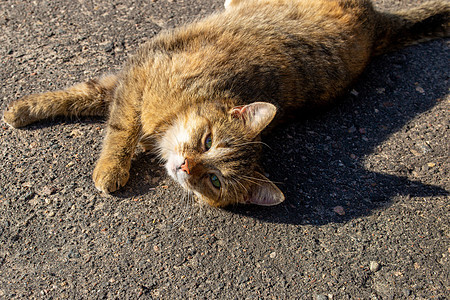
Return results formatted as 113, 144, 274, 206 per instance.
0, 0, 449, 299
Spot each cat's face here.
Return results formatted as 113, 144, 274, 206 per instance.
158, 101, 284, 207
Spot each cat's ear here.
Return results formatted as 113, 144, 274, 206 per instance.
230, 102, 277, 134
244, 172, 285, 206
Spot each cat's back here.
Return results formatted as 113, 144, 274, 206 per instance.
142, 0, 375, 60
132, 0, 378, 112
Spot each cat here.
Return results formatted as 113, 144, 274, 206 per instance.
3, 0, 449, 207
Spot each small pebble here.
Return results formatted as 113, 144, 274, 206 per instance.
376, 88, 385, 94
22, 182, 33, 188
415, 86, 425, 94
21, 191, 35, 201
269, 251, 276, 258
67, 248, 81, 259
104, 41, 114, 52
39, 186, 56, 196
315, 294, 328, 300
370, 261, 381, 272
417, 142, 432, 153
70, 129, 83, 137
410, 149, 421, 156
333, 206, 345, 216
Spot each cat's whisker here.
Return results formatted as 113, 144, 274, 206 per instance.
234, 141, 271, 149
172, 193, 185, 226
185, 191, 194, 221
241, 174, 270, 182
233, 178, 248, 193
229, 177, 248, 200
241, 174, 283, 185
238, 175, 279, 189
196, 193, 207, 217
229, 181, 242, 203
189, 191, 197, 218
238, 176, 261, 187
172, 189, 194, 227
220, 184, 228, 202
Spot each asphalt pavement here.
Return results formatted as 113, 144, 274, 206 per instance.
0, 0, 449, 298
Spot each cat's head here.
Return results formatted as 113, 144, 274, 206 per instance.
158, 101, 284, 207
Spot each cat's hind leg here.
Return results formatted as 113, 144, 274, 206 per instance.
3, 74, 117, 128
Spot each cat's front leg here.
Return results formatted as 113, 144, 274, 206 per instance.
93, 83, 143, 193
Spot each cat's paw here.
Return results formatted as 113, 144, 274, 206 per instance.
3, 100, 35, 128
3, 101, 29, 128
93, 160, 130, 194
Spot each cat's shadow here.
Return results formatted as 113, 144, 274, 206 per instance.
227, 40, 449, 225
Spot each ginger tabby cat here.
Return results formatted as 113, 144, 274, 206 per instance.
3, 0, 449, 207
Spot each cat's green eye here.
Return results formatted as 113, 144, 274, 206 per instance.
205, 135, 212, 150
210, 174, 221, 189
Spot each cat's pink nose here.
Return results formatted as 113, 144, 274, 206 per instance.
180, 159, 190, 175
